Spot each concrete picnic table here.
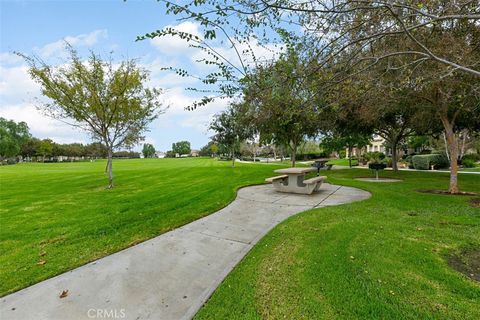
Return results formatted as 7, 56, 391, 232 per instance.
265, 167, 326, 194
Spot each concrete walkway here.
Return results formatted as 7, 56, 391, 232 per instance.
1, 184, 370, 320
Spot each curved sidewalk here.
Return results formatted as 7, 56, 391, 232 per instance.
1, 183, 370, 320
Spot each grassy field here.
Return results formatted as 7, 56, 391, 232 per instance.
1, 158, 479, 319
327, 158, 359, 166
0, 158, 281, 296
460, 167, 480, 172
196, 169, 480, 320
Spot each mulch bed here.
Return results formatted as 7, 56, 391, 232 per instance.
416, 189, 478, 196
448, 249, 480, 282
470, 198, 480, 208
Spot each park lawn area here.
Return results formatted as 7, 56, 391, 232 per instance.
460, 167, 480, 172
327, 158, 359, 166
0, 158, 282, 296
196, 169, 480, 320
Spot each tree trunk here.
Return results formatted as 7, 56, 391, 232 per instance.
231, 146, 235, 167
440, 115, 459, 194
291, 143, 297, 167
391, 142, 398, 171
348, 146, 353, 168
442, 132, 450, 162
106, 148, 114, 189
460, 130, 467, 160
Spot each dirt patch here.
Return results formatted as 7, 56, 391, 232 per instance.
417, 189, 477, 196
470, 198, 480, 208
448, 249, 480, 282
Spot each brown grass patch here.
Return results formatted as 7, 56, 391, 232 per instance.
448, 249, 480, 282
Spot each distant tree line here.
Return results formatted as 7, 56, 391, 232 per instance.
0, 117, 140, 163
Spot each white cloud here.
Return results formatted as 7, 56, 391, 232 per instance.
0, 64, 40, 103
0, 52, 23, 65
177, 96, 230, 133
149, 21, 202, 55
192, 38, 282, 72
0, 103, 89, 144
35, 29, 108, 58
144, 57, 199, 89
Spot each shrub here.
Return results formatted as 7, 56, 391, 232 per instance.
412, 153, 450, 170
462, 158, 476, 168
463, 154, 480, 162
384, 157, 393, 167
412, 155, 430, 170
429, 153, 449, 169
364, 152, 386, 163
1, 159, 17, 165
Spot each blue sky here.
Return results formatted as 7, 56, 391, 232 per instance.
0, 0, 277, 151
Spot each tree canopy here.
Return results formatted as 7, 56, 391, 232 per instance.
172, 141, 191, 155
0, 118, 31, 159
20, 46, 165, 188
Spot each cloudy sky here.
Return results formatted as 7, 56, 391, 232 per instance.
0, 0, 277, 151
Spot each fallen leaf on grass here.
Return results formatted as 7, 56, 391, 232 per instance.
59, 290, 69, 298
37, 260, 47, 265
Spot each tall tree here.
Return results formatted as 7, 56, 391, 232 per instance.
0, 118, 31, 159
351, 65, 440, 171
20, 46, 164, 188
142, 143, 156, 158
243, 51, 323, 167
20, 137, 41, 159
38, 139, 53, 161
210, 103, 253, 167
139, 0, 480, 111
172, 141, 191, 155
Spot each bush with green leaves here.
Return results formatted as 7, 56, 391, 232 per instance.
463, 153, 480, 162
412, 155, 431, 170
462, 158, 476, 168
412, 153, 449, 170
363, 152, 386, 164
429, 153, 449, 169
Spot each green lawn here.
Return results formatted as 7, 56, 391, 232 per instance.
460, 167, 480, 172
196, 169, 480, 320
1, 159, 479, 319
0, 158, 281, 296
327, 158, 359, 166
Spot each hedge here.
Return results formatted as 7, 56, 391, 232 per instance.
412, 153, 449, 170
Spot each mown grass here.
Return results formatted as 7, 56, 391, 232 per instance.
195, 169, 480, 320
460, 167, 480, 172
327, 158, 359, 166
0, 158, 282, 296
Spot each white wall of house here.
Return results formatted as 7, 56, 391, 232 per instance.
346, 136, 386, 158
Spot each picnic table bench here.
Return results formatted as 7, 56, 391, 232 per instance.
265, 167, 326, 194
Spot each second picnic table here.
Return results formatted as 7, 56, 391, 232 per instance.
265, 167, 326, 194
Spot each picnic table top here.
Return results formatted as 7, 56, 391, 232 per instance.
274, 167, 317, 174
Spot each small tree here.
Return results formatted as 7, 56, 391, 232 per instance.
21, 46, 164, 188
172, 141, 191, 156
142, 143, 156, 158
38, 139, 53, 162
210, 103, 253, 167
